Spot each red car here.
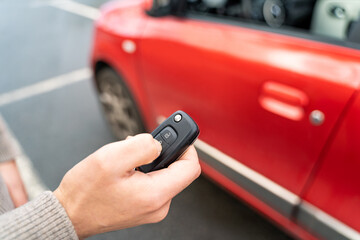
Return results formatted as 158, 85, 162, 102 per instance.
91, 0, 360, 239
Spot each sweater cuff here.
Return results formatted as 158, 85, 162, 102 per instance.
0, 191, 78, 240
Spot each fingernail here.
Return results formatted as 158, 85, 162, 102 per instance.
154, 139, 162, 155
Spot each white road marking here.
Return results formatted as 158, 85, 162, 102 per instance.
0, 1, 99, 197
0, 68, 91, 107
16, 150, 49, 200
1, 117, 48, 199
48, 0, 100, 20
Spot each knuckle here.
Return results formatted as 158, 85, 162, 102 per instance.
91, 147, 111, 173
92, 144, 109, 161
139, 133, 153, 144
139, 134, 158, 156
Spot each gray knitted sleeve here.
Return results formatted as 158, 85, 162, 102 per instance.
0, 191, 78, 240
0, 115, 20, 163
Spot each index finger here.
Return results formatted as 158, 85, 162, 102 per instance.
147, 146, 201, 199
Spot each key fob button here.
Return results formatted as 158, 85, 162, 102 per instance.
155, 134, 169, 153
160, 126, 177, 145
138, 110, 199, 173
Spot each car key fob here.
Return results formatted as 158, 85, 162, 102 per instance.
138, 110, 199, 173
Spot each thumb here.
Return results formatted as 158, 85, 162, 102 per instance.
102, 133, 162, 171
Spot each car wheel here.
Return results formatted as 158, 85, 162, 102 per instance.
95, 67, 145, 140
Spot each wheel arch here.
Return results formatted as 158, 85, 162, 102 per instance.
92, 59, 155, 132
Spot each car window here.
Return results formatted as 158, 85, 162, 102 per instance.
185, 0, 360, 47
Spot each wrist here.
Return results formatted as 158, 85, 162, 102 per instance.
54, 188, 86, 239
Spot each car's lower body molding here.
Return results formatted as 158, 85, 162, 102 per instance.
193, 138, 360, 240
194, 139, 300, 217
297, 201, 360, 240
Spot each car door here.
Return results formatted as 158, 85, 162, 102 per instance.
293, 1, 360, 239
138, 0, 360, 220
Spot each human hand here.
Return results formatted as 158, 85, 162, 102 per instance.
54, 133, 201, 239
0, 160, 28, 207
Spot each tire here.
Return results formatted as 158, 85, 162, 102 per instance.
95, 67, 146, 140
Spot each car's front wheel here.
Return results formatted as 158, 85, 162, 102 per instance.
95, 67, 145, 140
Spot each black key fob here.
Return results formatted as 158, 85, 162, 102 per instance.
138, 110, 200, 173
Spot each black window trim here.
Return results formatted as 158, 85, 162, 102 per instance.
146, 5, 360, 51
186, 12, 360, 51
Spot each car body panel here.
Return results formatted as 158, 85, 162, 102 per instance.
138, 15, 360, 197
302, 91, 360, 232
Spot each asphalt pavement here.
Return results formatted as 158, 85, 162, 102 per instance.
0, 0, 293, 239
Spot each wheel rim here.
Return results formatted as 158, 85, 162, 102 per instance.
98, 75, 141, 139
